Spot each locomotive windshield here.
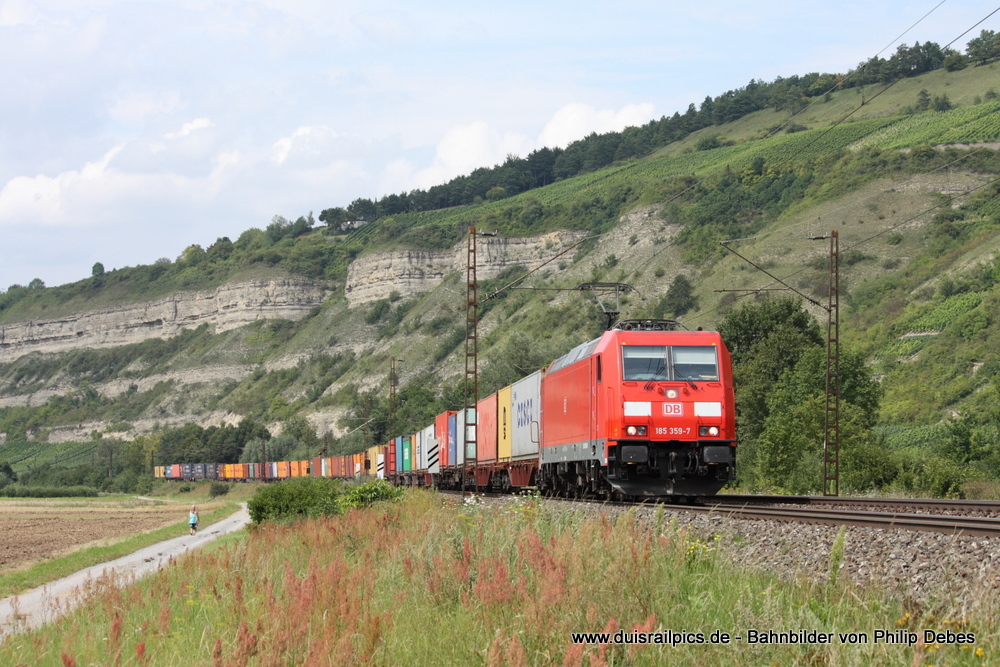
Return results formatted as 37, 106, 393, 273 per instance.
622, 345, 719, 382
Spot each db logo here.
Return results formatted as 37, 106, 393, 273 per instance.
662, 403, 684, 416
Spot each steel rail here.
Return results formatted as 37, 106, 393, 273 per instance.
694, 503, 1000, 537
440, 490, 1000, 537
711, 494, 1000, 513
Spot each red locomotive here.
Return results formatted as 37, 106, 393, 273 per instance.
539, 320, 736, 497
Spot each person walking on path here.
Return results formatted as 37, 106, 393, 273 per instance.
189, 506, 199, 535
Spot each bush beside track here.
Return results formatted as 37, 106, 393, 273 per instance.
247, 478, 403, 523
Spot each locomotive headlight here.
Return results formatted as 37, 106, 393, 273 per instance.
699, 426, 720, 437
664, 388, 679, 399
626, 425, 648, 436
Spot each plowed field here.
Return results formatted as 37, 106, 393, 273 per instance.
0, 499, 192, 571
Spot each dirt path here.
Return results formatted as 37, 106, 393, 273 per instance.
0, 503, 250, 641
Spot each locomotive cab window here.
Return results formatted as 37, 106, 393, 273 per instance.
622, 346, 668, 381
622, 345, 719, 382
672, 346, 719, 381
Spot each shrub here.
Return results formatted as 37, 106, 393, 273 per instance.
247, 478, 405, 523
209, 482, 231, 499
341, 479, 404, 510
247, 477, 346, 523
178, 483, 193, 493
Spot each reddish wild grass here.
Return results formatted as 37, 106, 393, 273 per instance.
8, 491, 985, 665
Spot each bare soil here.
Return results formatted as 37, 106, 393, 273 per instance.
0, 499, 202, 572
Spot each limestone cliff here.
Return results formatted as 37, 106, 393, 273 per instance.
344, 230, 587, 306
0, 278, 329, 363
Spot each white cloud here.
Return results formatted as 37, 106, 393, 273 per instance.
108, 92, 180, 126
0, 145, 227, 228
163, 118, 213, 140
411, 121, 533, 190
351, 10, 413, 43
537, 102, 657, 149
0, 147, 123, 225
0, 0, 46, 27
272, 126, 333, 164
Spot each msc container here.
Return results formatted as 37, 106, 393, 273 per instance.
181, 464, 194, 479
205, 464, 220, 480
477, 393, 498, 463
511, 370, 542, 460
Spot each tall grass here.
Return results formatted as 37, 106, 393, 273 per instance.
2, 491, 994, 666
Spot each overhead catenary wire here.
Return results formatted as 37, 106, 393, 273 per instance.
616, 3, 999, 287
686, 170, 1000, 325
720, 145, 996, 246
466, 4, 999, 325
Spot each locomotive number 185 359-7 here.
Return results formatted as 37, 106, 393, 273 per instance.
655, 427, 691, 435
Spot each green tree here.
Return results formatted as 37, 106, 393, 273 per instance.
966, 29, 999, 65
0, 460, 17, 488
485, 186, 509, 201
656, 274, 697, 318
319, 207, 351, 231
719, 298, 881, 492
932, 94, 953, 112
91, 262, 105, 277
480, 331, 560, 395
347, 198, 377, 222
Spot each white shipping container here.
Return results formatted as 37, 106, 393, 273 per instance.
511, 370, 542, 459
417, 424, 439, 472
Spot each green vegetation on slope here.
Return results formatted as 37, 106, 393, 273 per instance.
1, 64, 1000, 497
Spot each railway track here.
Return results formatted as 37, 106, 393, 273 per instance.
442, 490, 1000, 537
693, 502, 1000, 537
711, 493, 1000, 513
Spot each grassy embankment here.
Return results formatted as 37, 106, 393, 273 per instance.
0, 483, 254, 598
1, 489, 993, 666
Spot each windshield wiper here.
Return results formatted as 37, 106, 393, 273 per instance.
674, 373, 698, 391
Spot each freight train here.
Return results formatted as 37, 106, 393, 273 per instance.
156, 321, 736, 498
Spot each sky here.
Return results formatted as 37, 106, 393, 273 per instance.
1, 0, 998, 290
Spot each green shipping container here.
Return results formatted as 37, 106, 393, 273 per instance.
402, 435, 412, 472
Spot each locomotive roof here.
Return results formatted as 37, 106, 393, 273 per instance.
546, 328, 723, 374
